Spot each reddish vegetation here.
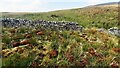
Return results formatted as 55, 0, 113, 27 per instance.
17, 48, 25, 54
96, 58, 104, 63
49, 50, 58, 58
88, 48, 104, 58
112, 48, 120, 53
30, 61, 39, 67
94, 52, 104, 58
110, 61, 119, 68
26, 44, 33, 48
35, 30, 40, 33
67, 55, 74, 62
37, 31, 44, 35
65, 53, 74, 62
90, 38, 97, 41
12, 42, 20, 47
75, 58, 89, 67
88, 48, 96, 55
20, 39, 30, 45
24, 34, 32, 38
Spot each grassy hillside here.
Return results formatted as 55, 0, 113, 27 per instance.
1, 27, 120, 67
1, 3, 120, 67
2, 5, 119, 29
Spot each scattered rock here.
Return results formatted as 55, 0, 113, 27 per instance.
108, 27, 120, 36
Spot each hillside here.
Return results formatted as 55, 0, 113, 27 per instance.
95, 2, 118, 6
1, 2, 120, 67
2, 2, 119, 29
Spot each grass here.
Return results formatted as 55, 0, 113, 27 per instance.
2, 6, 119, 29
1, 26, 120, 67
1, 4, 120, 67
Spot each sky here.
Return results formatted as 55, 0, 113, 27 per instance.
0, 0, 119, 12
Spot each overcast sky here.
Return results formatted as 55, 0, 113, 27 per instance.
0, 0, 119, 12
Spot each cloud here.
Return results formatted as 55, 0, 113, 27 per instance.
87, 0, 102, 5
86, 0, 119, 5
0, 0, 48, 12
0, 0, 119, 12
83, 0, 109, 5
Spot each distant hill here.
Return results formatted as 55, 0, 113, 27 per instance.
95, 2, 118, 6
2, 2, 119, 29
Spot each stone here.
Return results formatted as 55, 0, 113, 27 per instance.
108, 27, 120, 36
2, 17, 83, 31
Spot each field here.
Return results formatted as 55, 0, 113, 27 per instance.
2, 5, 119, 29
1, 3, 120, 68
